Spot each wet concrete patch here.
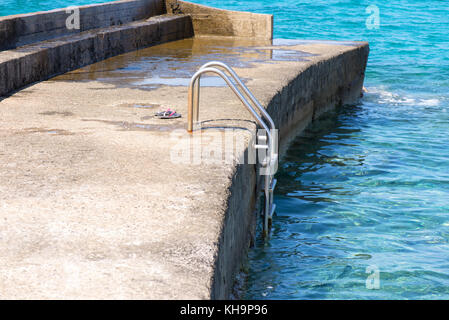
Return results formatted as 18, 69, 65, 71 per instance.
51, 37, 321, 91
116, 103, 160, 109
270, 49, 316, 61
52, 37, 266, 90
82, 119, 183, 132
17, 128, 75, 135
39, 111, 75, 117
134, 75, 233, 89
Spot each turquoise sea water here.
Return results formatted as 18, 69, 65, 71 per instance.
2, 0, 449, 299
190, 1, 449, 299
0, 0, 110, 16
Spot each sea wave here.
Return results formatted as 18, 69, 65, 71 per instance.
364, 87, 442, 107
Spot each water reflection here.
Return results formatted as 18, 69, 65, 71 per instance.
52, 37, 318, 90
276, 106, 364, 203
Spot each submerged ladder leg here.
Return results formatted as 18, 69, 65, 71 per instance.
264, 175, 271, 237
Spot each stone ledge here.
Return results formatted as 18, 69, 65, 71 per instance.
0, 14, 193, 98
166, 0, 273, 40
0, 0, 165, 50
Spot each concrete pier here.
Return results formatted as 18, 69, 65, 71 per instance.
0, 1, 368, 299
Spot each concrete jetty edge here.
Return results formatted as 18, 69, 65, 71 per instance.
0, 1, 368, 300
213, 43, 369, 299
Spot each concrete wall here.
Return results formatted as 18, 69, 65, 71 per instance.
211, 153, 258, 299
271, 47, 369, 153
0, 15, 193, 98
212, 44, 369, 299
0, 0, 165, 50
166, 0, 273, 40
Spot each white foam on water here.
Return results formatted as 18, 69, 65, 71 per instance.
364, 87, 441, 107
416, 99, 440, 106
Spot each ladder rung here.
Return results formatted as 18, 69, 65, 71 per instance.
255, 144, 268, 149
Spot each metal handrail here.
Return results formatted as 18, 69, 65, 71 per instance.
198, 61, 276, 132
197, 61, 277, 162
186, 62, 278, 237
187, 67, 272, 137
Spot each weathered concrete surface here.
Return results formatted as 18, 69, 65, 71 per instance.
0, 0, 165, 50
0, 37, 368, 299
166, 0, 273, 40
0, 14, 193, 98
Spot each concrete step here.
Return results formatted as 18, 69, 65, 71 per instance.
0, 0, 165, 51
0, 14, 193, 98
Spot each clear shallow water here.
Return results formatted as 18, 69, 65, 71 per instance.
3, 0, 449, 300
246, 96, 449, 299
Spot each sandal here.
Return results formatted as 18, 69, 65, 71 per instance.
155, 108, 182, 119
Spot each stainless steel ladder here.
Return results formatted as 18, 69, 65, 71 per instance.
186, 61, 278, 237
